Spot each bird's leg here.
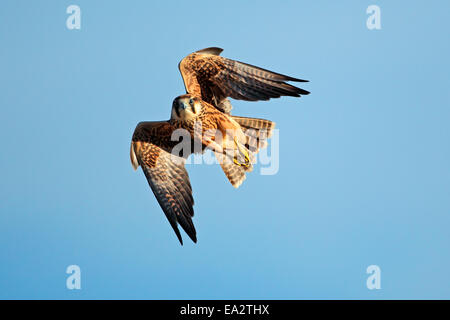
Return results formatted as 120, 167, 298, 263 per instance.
233, 137, 250, 168
201, 136, 224, 154
200, 130, 250, 168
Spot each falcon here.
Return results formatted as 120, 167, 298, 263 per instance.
130, 48, 309, 244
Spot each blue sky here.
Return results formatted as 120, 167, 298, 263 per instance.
0, 1, 449, 299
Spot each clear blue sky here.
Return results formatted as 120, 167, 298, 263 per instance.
0, 1, 449, 299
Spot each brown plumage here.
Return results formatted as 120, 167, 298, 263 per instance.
131, 121, 196, 244
179, 47, 310, 113
131, 95, 275, 244
131, 48, 309, 244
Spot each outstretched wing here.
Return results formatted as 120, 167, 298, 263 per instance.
130, 121, 196, 245
178, 47, 310, 113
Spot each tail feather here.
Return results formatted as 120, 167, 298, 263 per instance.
215, 152, 250, 188
217, 116, 275, 188
232, 116, 275, 153
232, 116, 275, 134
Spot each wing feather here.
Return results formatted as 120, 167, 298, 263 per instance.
179, 48, 310, 113
131, 121, 196, 245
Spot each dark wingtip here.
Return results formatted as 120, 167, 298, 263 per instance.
172, 226, 183, 245
195, 47, 224, 56
287, 77, 309, 83
188, 232, 197, 244
299, 89, 310, 95
176, 234, 183, 245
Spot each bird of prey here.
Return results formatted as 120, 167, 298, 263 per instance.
130, 48, 309, 244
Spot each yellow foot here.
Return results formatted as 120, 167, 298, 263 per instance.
233, 137, 250, 168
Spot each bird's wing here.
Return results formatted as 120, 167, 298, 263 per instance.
130, 121, 196, 245
178, 47, 310, 113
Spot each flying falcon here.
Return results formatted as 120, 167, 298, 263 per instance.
130, 48, 309, 244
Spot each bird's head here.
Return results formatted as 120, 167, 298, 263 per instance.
171, 94, 202, 121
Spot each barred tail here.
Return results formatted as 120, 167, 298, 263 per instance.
231, 116, 275, 153
216, 116, 275, 188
